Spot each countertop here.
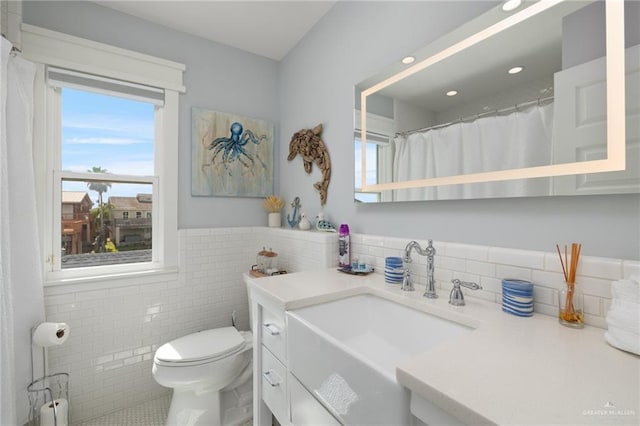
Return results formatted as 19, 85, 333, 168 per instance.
245, 268, 640, 425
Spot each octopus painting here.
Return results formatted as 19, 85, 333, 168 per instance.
192, 108, 274, 197
288, 123, 331, 205
209, 122, 267, 174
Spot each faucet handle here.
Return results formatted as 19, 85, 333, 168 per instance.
401, 269, 414, 292
449, 279, 482, 306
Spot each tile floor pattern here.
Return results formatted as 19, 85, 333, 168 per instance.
73, 394, 254, 426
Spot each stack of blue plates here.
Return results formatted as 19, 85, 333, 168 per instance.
385, 257, 404, 284
502, 279, 534, 317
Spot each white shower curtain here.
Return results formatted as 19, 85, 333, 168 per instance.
393, 103, 554, 200
1, 36, 45, 425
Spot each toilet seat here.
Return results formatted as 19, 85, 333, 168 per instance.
155, 327, 246, 367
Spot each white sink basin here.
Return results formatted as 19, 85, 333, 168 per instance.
286, 294, 471, 425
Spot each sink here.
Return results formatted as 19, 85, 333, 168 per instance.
286, 294, 471, 425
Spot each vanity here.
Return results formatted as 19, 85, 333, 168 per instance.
245, 269, 639, 425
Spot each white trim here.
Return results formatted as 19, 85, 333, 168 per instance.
44, 268, 179, 291
60, 172, 157, 184
21, 23, 186, 93
26, 25, 183, 286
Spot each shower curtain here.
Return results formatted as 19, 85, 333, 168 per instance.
393, 103, 554, 200
1, 36, 45, 425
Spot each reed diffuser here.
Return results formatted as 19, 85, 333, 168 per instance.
556, 243, 584, 328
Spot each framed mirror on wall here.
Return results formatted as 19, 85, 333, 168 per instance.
355, 0, 640, 203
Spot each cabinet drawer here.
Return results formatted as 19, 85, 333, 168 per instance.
290, 372, 341, 426
261, 345, 288, 423
261, 305, 286, 361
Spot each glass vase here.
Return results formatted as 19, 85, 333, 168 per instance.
558, 285, 584, 328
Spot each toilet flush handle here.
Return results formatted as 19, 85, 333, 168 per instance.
263, 323, 280, 336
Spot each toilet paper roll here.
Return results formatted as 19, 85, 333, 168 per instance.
39, 399, 68, 426
33, 322, 70, 347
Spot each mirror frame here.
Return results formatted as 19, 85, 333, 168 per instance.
359, 0, 625, 194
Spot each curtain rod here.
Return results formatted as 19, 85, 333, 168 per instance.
396, 95, 554, 137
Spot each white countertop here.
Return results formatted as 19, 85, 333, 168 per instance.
246, 268, 640, 425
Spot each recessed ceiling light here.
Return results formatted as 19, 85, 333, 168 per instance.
402, 56, 416, 65
446, 90, 458, 97
502, 0, 522, 12
508, 66, 524, 75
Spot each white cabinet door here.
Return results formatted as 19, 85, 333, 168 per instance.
553, 44, 640, 195
289, 373, 341, 426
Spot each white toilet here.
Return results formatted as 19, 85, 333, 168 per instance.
152, 326, 253, 426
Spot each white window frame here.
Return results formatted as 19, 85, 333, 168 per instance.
354, 110, 395, 202
22, 24, 185, 286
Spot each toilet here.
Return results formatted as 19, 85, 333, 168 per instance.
152, 326, 253, 426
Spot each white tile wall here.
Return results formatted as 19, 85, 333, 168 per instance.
43, 227, 635, 424
43, 227, 337, 424
350, 234, 639, 329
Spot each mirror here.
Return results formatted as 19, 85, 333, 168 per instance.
355, 0, 639, 203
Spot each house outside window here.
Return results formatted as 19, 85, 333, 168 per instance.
61, 191, 93, 255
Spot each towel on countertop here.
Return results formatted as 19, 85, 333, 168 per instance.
611, 277, 640, 303
606, 299, 640, 334
605, 277, 640, 355
605, 328, 640, 356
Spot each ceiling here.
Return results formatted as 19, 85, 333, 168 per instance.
91, 1, 336, 61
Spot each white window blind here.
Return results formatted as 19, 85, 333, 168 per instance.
47, 66, 165, 106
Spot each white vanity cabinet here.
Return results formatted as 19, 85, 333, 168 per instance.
251, 294, 291, 425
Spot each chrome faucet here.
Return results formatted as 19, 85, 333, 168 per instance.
403, 240, 437, 298
401, 268, 414, 292
449, 279, 483, 306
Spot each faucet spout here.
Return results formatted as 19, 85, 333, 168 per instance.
403, 240, 437, 298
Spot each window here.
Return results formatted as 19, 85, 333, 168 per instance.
136, 212, 142, 219
354, 136, 383, 202
354, 110, 395, 203
26, 24, 184, 284
58, 87, 156, 269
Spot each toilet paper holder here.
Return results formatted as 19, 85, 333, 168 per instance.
27, 324, 70, 426
27, 373, 69, 426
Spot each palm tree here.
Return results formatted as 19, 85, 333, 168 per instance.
87, 166, 112, 252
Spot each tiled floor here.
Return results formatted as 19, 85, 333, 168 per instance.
74, 395, 253, 426
74, 395, 171, 426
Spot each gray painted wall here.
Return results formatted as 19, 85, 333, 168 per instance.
278, 1, 640, 260
23, 1, 640, 259
23, 0, 280, 229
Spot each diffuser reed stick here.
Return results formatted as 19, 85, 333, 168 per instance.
556, 243, 583, 326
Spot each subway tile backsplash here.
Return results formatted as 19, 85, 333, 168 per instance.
43, 227, 635, 424
350, 233, 638, 329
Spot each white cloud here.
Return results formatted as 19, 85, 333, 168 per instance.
65, 137, 151, 145
63, 114, 154, 138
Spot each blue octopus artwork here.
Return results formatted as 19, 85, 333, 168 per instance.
192, 108, 274, 198
209, 122, 267, 175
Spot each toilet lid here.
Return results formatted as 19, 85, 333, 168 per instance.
155, 327, 245, 364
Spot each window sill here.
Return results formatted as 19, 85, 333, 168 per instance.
43, 268, 179, 294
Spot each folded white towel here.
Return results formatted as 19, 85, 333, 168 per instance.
606, 304, 640, 334
605, 328, 640, 356
612, 278, 640, 303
